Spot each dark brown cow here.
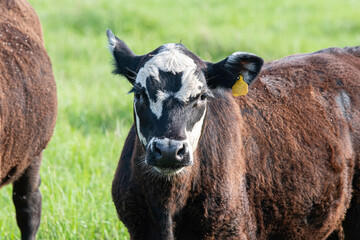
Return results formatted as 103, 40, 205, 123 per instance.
108, 29, 359, 239
0, 1, 57, 239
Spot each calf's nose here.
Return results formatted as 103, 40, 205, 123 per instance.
150, 139, 190, 169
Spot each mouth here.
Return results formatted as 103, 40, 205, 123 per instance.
153, 166, 185, 175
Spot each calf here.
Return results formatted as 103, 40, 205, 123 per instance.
107, 30, 359, 239
0, 1, 57, 239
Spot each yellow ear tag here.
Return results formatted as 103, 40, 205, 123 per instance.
232, 75, 248, 96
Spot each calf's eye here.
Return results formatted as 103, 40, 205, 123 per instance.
200, 93, 207, 101
134, 93, 141, 100
193, 93, 208, 108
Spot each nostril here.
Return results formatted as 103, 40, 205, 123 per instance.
154, 142, 162, 159
176, 143, 186, 158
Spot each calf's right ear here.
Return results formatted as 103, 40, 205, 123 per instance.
205, 52, 263, 95
107, 29, 142, 84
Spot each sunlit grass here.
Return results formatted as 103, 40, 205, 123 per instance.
1, 0, 359, 239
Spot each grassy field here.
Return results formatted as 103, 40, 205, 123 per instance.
1, 0, 359, 239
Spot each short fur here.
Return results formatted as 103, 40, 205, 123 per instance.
112, 45, 360, 239
0, 1, 57, 239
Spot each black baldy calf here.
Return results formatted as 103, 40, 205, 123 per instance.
108, 29, 360, 239
0, 1, 57, 239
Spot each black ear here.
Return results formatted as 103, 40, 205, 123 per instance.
107, 29, 143, 84
206, 52, 263, 89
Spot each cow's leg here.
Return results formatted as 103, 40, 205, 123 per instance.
342, 171, 360, 240
12, 154, 42, 240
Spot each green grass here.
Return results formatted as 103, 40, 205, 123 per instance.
1, 0, 359, 239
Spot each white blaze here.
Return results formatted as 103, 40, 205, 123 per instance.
134, 102, 147, 146
135, 44, 203, 119
185, 108, 207, 151
175, 68, 203, 102
147, 90, 171, 119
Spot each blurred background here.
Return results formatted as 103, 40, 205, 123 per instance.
1, 0, 359, 239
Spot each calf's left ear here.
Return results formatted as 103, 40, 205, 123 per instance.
205, 52, 263, 94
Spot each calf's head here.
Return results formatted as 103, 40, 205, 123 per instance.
107, 30, 263, 176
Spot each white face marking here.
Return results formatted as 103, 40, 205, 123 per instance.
175, 68, 203, 102
135, 44, 204, 119
147, 90, 171, 119
134, 102, 147, 146
156, 44, 197, 74
185, 108, 206, 150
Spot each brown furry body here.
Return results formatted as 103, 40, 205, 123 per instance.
243, 47, 360, 239
0, 0, 57, 239
113, 47, 359, 239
